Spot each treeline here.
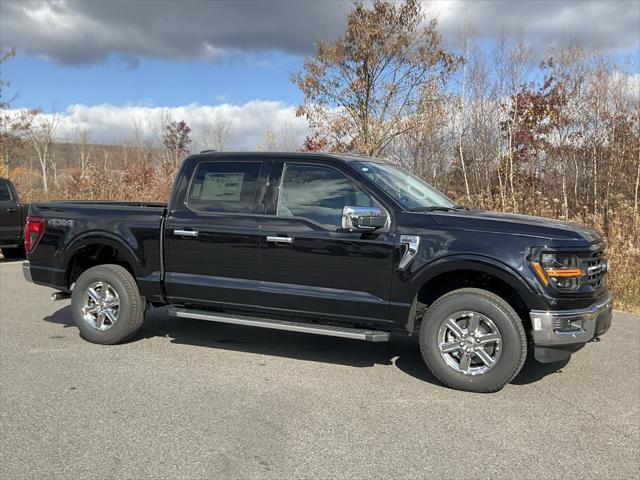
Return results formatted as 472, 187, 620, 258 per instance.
0, 1, 638, 310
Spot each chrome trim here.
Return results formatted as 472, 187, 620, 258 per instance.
398, 235, 419, 269
173, 229, 199, 237
170, 308, 390, 342
341, 205, 386, 231
51, 292, 71, 301
530, 294, 612, 345
266, 236, 293, 244
81, 281, 120, 331
22, 261, 33, 283
437, 310, 502, 376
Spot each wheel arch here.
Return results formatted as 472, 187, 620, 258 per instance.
405, 255, 546, 333
62, 233, 142, 289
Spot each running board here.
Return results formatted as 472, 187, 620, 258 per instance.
169, 308, 390, 342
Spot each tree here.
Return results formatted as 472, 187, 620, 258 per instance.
209, 114, 232, 151
300, 134, 329, 152
162, 120, 192, 169
25, 112, 60, 192
293, 0, 459, 156
74, 127, 94, 177
0, 49, 35, 176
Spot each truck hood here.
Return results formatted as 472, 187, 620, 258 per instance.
430, 209, 602, 245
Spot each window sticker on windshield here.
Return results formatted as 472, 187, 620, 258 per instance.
200, 172, 245, 201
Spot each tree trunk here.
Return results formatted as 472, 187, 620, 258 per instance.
562, 162, 569, 220
634, 145, 639, 222
40, 157, 48, 193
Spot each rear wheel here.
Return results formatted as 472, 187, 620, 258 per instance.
419, 288, 527, 393
71, 264, 144, 344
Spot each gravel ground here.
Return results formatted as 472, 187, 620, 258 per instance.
1, 259, 638, 479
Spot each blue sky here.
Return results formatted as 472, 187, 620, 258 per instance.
5, 52, 304, 110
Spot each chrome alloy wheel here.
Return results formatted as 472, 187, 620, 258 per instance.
81, 281, 120, 331
437, 311, 502, 375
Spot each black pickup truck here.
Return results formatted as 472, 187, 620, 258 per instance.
0, 177, 27, 258
22, 152, 612, 392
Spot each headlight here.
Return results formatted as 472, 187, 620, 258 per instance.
530, 253, 584, 291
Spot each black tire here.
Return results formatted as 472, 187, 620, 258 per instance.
1, 246, 25, 259
419, 288, 527, 393
71, 264, 144, 345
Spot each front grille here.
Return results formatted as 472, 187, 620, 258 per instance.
582, 249, 607, 289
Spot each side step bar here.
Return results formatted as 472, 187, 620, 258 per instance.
169, 308, 390, 342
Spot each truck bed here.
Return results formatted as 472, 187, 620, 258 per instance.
26, 201, 167, 299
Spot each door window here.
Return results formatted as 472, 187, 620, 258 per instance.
277, 164, 375, 230
188, 162, 261, 213
0, 182, 12, 201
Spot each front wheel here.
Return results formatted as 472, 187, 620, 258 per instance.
71, 264, 145, 344
419, 288, 527, 393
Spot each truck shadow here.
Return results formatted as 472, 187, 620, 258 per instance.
0, 257, 24, 264
44, 305, 567, 389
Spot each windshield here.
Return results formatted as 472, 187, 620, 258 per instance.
352, 161, 456, 211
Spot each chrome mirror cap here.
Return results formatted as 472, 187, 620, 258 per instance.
342, 206, 387, 231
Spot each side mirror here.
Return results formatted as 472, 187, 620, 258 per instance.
342, 206, 387, 231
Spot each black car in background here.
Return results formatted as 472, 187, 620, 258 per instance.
0, 177, 27, 258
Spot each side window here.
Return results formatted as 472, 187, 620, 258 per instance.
0, 181, 12, 202
188, 162, 261, 213
277, 164, 375, 230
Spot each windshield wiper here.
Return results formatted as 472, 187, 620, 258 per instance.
409, 205, 466, 212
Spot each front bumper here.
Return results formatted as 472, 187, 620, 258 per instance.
530, 294, 612, 347
22, 260, 33, 283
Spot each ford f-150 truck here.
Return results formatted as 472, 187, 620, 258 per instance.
22, 152, 612, 392
0, 177, 27, 258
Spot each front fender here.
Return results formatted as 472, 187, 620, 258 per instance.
390, 254, 549, 332
420, 255, 548, 309
416, 255, 545, 308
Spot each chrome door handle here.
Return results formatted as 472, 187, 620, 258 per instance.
266, 236, 293, 244
174, 229, 199, 237
5, 208, 17, 212
399, 235, 419, 269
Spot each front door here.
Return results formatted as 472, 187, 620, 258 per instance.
164, 159, 266, 309
258, 161, 395, 329
0, 180, 21, 244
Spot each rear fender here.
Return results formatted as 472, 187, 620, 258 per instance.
62, 232, 142, 286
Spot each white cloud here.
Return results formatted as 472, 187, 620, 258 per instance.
12, 101, 311, 150
1, 1, 637, 65
426, 0, 640, 54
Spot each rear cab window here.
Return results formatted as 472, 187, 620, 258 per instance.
187, 162, 262, 213
0, 181, 13, 202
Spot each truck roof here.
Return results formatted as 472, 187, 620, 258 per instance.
191, 151, 392, 164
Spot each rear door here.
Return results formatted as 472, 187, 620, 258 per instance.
258, 160, 395, 329
0, 180, 21, 244
163, 159, 267, 309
